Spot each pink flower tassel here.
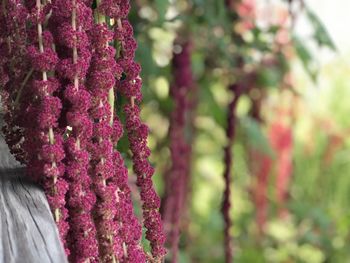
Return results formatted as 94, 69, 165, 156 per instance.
87, 17, 122, 263
24, 0, 70, 254
51, 0, 99, 260
106, 1, 167, 260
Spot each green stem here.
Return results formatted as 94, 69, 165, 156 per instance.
94, 0, 114, 126
14, 68, 34, 109
108, 88, 115, 126
37, 0, 60, 222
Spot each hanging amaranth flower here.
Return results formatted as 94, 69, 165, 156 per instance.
221, 83, 245, 263
23, 0, 70, 254
87, 20, 123, 262
161, 39, 194, 263
51, 0, 99, 261
108, 1, 167, 261
1, 1, 166, 261
89, 1, 146, 261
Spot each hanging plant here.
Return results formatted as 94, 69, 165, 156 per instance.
0, 0, 166, 262
161, 38, 195, 263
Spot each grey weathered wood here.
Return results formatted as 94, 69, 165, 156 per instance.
0, 125, 68, 262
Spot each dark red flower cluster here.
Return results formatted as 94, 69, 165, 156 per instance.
221, 83, 245, 263
109, 1, 166, 260
1, 0, 166, 262
25, 0, 70, 254
51, 0, 99, 260
87, 17, 124, 263
161, 39, 195, 263
250, 148, 272, 235
269, 120, 293, 218
221, 1, 257, 261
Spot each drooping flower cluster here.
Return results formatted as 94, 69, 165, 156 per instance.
269, 118, 293, 218
25, 0, 70, 254
161, 39, 195, 263
109, 1, 166, 260
50, 0, 99, 260
222, 83, 245, 263
0, 0, 166, 262
248, 97, 294, 235
87, 18, 124, 263
249, 147, 272, 235
221, 0, 259, 261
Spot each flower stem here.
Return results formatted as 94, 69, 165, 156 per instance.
108, 88, 114, 126
36, 0, 60, 222
14, 68, 34, 109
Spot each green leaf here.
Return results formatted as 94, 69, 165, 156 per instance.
306, 7, 337, 51
256, 66, 283, 88
239, 116, 273, 156
207, 94, 225, 128
293, 36, 318, 82
154, 0, 170, 22
135, 37, 157, 79
197, 80, 226, 128
192, 51, 205, 77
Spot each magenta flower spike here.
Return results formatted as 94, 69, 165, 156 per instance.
89, 1, 147, 262
50, 0, 99, 261
161, 39, 194, 263
87, 10, 122, 263
111, 149, 146, 263
2, 1, 166, 262
104, 1, 166, 261
221, 84, 242, 263
20, 0, 70, 255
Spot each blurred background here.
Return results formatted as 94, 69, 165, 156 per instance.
125, 0, 350, 262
